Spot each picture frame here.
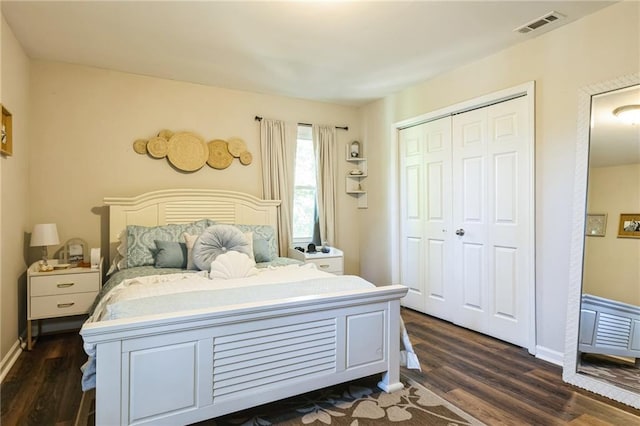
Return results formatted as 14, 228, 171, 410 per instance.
617, 213, 640, 238
1, 105, 13, 156
62, 238, 88, 266
585, 213, 607, 237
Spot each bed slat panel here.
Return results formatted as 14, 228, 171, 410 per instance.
212, 318, 337, 399
165, 201, 236, 224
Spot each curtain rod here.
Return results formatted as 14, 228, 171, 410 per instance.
254, 116, 348, 131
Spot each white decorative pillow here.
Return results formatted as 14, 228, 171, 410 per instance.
209, 251, 258, 279
107, 229, 128, 276
192, 225, 252, 271
183, 233, 199, 270
244, 232, 255, 261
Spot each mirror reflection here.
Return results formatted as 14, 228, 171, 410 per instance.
578, 84, 640, 393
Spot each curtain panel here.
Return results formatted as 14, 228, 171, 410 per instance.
259, 119, 296, 256
313, 125, 337, 247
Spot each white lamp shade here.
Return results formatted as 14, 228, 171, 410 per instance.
31, 223, 60, 247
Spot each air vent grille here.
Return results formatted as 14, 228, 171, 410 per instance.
514, 11, 564, 34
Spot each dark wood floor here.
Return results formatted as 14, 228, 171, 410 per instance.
2, 308, 639, 425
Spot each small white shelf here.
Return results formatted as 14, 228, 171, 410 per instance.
345, 144, 367, 209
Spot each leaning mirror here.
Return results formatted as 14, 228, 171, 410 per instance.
564, 73, 640, 409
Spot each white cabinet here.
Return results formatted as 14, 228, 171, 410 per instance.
27, 259, 102, 350
345, 144, 367, 209
288, 247, 344, 275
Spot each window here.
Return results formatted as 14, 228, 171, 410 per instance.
292, 125, 317, 243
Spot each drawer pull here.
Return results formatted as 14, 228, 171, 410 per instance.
57, 282, 75, 288
319, 264, 330, 268
57, 302, 75, 308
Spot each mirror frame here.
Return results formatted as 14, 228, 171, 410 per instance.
563, 72, 640, 409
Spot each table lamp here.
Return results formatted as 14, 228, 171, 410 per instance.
31, 223, 60, 265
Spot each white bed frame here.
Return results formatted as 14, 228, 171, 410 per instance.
579, 294, 640, 360
81, 189, 408, 425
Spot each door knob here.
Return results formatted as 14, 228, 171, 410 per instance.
455, 228, 465, 236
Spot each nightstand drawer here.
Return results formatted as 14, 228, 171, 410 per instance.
306, 257, 343, 274
30, 291, 97, 319
30, 273, 99, 296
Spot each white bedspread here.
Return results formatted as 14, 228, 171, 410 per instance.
81, 263, 420, 391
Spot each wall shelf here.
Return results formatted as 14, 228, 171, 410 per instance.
345, 144, 367, 209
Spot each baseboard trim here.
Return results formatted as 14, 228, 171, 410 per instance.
535, 345, 564, 366
0, 338, 23, 383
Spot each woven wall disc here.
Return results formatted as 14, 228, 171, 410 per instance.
133, 139, 148, 154
167, 132, 208, 172
227, 137, 247, 158
158, 129, 174, 140
239, 151, 253, 166
147, 136, 169, 158
207, 139, 233, 170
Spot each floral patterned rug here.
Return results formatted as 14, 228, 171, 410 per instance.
198, 375, 483, 425
78, 375, 484, 425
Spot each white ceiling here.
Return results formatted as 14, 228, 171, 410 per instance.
590, 85, 640, 168
2, 1, 615, 106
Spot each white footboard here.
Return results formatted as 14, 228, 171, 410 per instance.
579, 294, 640, 359
82, 285, 407, 425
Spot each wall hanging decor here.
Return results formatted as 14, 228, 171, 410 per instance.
167, 132, 208, 172
207, 139, 233, 170
586, 213, 607, 237
618, 213, 640, 238
132, 130, 252, 172
1, 105, 13, 156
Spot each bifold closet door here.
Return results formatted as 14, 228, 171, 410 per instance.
398, 117, 453, 318
399, 95, 532, 349
451, 95, 531, 348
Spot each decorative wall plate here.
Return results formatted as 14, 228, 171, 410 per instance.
227, 137, 247, 158
147, 136, 169, 158
132, 139, 148, 154
207, 139, 233, 169
239, 151, 253, 165
158, 129, 174, 140
167, 132, 208, 172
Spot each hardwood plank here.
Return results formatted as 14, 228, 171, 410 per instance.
2, 311, 640, 425
445, 387, 527, 425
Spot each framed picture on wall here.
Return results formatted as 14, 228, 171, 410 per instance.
586, 213, 607, 237
617, 213, 640, 238
1, 105, 12, 156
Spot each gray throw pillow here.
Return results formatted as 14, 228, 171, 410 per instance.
192, 225, 251, 271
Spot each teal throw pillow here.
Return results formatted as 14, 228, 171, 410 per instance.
154, 240, 188, 269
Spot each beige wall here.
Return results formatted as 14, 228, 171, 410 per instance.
360, 1, 640, 355
584, 164, 640, 306
27, 62, 363, 276
0, 52, 365, 359
1, 16, 31, 364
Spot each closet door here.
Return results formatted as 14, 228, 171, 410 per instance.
451, 95, 531, 348
399, 117, 453, 317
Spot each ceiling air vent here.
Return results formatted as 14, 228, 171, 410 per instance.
514, 11, 564, 34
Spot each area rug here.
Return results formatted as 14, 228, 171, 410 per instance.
76, 375, 484, 426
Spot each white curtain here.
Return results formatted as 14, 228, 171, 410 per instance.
260, 119, 296, 256
313, 125, 337, 246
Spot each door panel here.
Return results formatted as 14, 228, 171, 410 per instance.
398, 92, 532, 350
486, 96, 531, 347
399, 125, 425, 311
452, 96, 531, 347
399, 118, 453, 317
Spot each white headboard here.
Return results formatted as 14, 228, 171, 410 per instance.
104, 189, 280, 258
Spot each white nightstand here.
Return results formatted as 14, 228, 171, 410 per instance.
288, 247, 344, 275
26, 259, 102, 350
